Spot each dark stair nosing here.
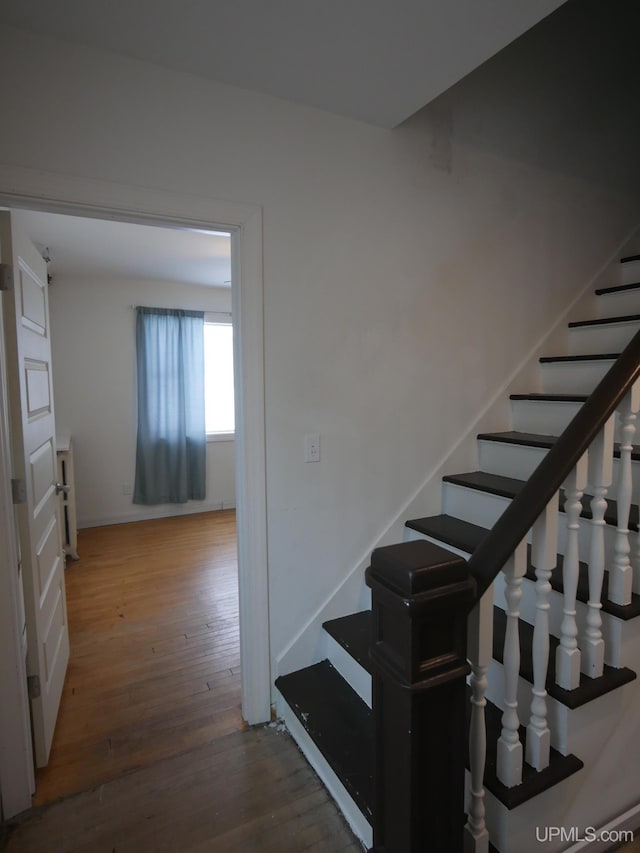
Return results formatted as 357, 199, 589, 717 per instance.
539, 353, 618, 363
596, 281, 640, 296
492, 607, 636, 710
442, 470, 639, 532
568, 314, 640, 329
510, 393, 588, 403
275, 660, 374, 822
406, 514, 640, 621
323, 611, 372, 674
477, 430, 640, 462
472, 690, 583, 810
621, 254, 640, 263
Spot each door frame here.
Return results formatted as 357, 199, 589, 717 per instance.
0, 166, 270, 816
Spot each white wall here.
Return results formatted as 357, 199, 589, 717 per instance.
48, 275, 235, 528
0, 4, 638, 673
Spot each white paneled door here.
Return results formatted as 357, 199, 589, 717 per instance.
0, 210, 69, 766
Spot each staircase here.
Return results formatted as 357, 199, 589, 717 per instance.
276, 254, 640, 852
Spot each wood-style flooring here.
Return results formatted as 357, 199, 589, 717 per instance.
2, 511, 361, 852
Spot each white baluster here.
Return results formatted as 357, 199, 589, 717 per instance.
465, 589, 492, 853
627, 381, 640, 597
526, 497, 558, 772
497, 539, 526, 787
582, 416, 615, 678
610, 392, 638, 605
556, 455, 588, 690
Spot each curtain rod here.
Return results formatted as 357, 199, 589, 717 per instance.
130, 304, 231, 316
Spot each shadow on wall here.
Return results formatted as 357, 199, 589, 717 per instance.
400, 0, 640, 196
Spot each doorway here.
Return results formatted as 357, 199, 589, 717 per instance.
0, 173, 269, 819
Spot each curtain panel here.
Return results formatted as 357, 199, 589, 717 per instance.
133, 307, 206, 504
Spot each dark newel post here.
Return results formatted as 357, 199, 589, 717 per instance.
365, 539, 476, 853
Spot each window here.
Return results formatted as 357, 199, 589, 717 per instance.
204, 314, 235, 439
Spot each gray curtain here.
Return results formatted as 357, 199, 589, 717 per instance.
133, 307, 206, 504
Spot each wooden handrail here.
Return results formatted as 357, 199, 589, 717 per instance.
468, 327, 640, 599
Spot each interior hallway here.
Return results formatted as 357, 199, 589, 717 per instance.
2, 511, 360, 852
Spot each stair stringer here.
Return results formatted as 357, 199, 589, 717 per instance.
480, 674, 640, 853
275, 234, 635, 686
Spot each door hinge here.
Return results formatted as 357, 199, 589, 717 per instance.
11, 478, 26, 504
27, 675, 41, 699
0, 264, 13, 291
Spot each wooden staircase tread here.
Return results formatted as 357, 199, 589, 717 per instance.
322, 611, 372, 674
442, 470, 640, 531
478, 430, 560, 449
443, 470, 526, 498
539, 352, 619, 363
621, 254, 640, 263
568, 314, 640, 328
405, 514, 640, 621
492, 607, 636, 709
475, 691, 583, 810
596, 281, 640, 296
275, 660, 374, 822
477, 430, 640, 461
510, 392, 588, 402
406, 514, 487, 554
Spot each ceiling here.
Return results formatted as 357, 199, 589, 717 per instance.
1, 1, 568, 279
15, 209, 232, 288
0, 0, 565, 128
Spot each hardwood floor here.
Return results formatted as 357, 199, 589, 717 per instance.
2, 511, 361, 852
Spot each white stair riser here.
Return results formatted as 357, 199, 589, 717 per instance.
320, 631, 372, 707
477, 439, 637, 494
511, 398, 625, 443
620, 258, 640, 285
568, 319, 640, 355
486, 657, 638, 765
442, 482, 636, 568
403, 525, 472, 561
596, 289, 640, 319
510, 398, 584, 435
442, 482, 509, 529
540, 359, 614, 395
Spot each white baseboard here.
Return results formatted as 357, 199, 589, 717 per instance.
78, 499, 236, 529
